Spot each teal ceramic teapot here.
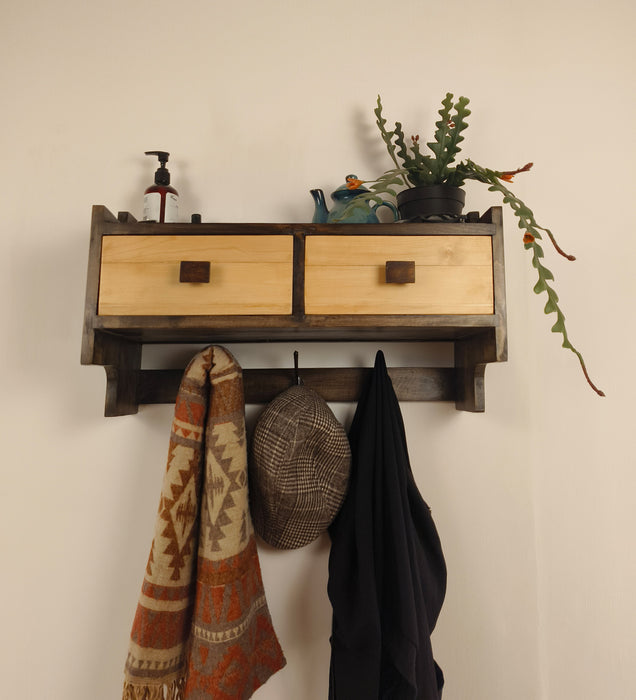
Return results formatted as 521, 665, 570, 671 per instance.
311, 174, 399, 224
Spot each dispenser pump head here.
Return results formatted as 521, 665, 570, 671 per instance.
145, 150, 171, 186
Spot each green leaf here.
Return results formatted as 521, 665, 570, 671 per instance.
532, 244, 545, 262
544, 297, 558, 314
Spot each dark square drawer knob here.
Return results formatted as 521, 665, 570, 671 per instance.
179, 261, 211, 284
385, 260, 415, 284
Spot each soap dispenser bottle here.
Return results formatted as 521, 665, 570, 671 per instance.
143, 150, 179, 222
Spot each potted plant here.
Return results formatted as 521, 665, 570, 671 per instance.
345, 93, 604, 396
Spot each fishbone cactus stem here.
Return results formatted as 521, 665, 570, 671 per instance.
462, 161, 604, 396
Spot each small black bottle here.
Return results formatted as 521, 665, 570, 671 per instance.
143, 151, 179, 222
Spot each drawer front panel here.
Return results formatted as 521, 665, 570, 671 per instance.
98, 235, 293, 315
305, 235, 494, 315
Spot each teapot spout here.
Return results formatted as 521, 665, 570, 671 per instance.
310, 189, 329, 224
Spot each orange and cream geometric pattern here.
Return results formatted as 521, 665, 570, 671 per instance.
123, 346, 285, 700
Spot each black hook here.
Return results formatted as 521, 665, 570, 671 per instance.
293, 350, 302, 385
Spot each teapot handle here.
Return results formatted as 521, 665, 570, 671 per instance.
371, 200, 399, 222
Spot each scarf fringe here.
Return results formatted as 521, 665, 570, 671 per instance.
122, 678, 186, 700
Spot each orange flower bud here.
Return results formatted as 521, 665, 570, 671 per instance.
523, 233, 535, 244
500, 162, 533, 183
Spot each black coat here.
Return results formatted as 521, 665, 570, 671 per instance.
328, 351, 447, 699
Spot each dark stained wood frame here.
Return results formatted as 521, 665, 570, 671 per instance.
81, 206, 507, 415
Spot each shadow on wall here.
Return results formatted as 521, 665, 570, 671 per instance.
5, 224, 106, 423
257, 534, 334, 695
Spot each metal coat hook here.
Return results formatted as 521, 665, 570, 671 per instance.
293, 350, 303, 385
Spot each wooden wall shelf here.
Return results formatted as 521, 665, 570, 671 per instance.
81, 205, 507, 415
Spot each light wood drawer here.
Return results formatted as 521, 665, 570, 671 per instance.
305, 235, 494, 315
98, 235, 293, 315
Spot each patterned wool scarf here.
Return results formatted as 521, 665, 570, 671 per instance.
123, 346, 286, 700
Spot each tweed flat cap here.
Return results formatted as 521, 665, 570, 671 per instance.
249, 385, 351, 549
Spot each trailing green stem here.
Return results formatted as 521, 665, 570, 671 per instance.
461, 160, 604, 396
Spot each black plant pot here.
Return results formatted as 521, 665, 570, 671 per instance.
397, 184, 466, 222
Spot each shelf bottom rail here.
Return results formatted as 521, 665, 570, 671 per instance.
126, 366, 456, 411
89, 332, 494, 414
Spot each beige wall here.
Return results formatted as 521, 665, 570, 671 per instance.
2, 1, 634, 698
